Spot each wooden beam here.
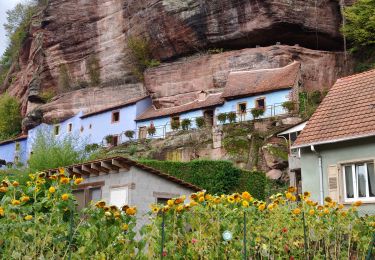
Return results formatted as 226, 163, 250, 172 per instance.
82, 165, 99, 176
91, 163, 109, 174
112, 159, 130, 171
101, 161, 119, 172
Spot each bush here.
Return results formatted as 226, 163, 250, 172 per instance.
139, 159, 266, 196
282, 101, 295, 113
181, 118, 191, 131
171, 120, 180, 131
125, 130, 135, 140
251, 108, 265, 119
195, 117, 206, 129
39, 89, 56, 103
217, 113, 227, 124
104, 135, 114, 144
28, 130, 91, 173
227, 111, 237, 123
147, 125, 156, 136
0, 93, 22, 141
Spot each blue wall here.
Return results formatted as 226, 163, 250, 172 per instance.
0, 138, 27, 168
215, 89, 290, 123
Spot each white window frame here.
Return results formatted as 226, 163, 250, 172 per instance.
109, 186, 129, 208
342, 162, 375, 203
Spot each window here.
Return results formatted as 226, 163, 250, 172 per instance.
343, 162, 375, 202
110, 187, 129, 208
80, 126, 84, 133
67, 123, 73, 133
89, 124, 92, 129
54, 125, 60, 136
73, 186, 102, 211
237, 102, 247, 114
255, 98, 266, 110
171, 116, 180, 125
112, 111, 120, 123
156, 198, 171, 205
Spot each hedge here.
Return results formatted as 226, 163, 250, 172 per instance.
139, 159, 267, 199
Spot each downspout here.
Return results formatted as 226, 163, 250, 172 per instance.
311, 145, 324, 205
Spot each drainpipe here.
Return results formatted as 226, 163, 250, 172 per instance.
311, 145, 324, 205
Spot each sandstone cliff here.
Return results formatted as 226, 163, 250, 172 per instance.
0, 0, 351, 127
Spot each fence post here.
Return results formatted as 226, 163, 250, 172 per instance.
243, 211, 247, 260
161, 211, 166, 259
366, 232, 375, 260
302, 210, 308, 260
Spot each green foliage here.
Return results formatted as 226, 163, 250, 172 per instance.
237, 170, 267, 200
217, 113, 227, 124
127, 36, 160, 81
227, 111, 237, 123
282, 100, 295, 113
147, 125, 156, 136
125, 130, 135, 140
222, 125, 250, 160
251, 108, 265, 119
39, 89, 56, 103
138, 159, 264, 196
104, 135, 114, 144
195, 117, 205, 129
28, 130, 91, 173
86, 54, 101, 86
171, 120, 180, 131
181, 118, 191, 131
0, 93, 22, 141
298, 90, 327, 119
207, 48, 224, 54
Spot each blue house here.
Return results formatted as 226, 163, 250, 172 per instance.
136, 61, 301, 138
26, 96, 151, 157
0, 135, 28, 168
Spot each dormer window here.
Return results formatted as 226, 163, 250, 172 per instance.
112, 111, 120, 123
54, 125, 60, 136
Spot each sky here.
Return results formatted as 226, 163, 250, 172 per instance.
0, 0, 23, 56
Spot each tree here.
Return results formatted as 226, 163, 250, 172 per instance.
342, 0, 375, 50
0, 93, 22, 141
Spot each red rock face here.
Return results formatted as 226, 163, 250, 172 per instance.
145, 45, 351, 107
0, 0, 349, 128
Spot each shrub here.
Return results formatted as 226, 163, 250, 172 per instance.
195, 117, 206, 129
139, 159, 260, 195
147, 125, 156, 136
171, 120, 180, 131
251, 108, 265, 119
125, 130, 135, 140
227, 111, 237, 123
282, 101, 295, 113
0, 93, 22, 141
86, 54, 101, 86
28, 130, 91, 173
39, 89, 56, 103
127, 36, 160, 81
104, 135, 114, 145
181, 118, 191, 131
217, 113, 227, 124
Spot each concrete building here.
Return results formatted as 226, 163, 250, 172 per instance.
136, 61, 301, 139
293, 69, 375, 213
45, 156, 201, 226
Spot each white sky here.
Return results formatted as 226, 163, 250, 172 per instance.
0, 0, 23, 56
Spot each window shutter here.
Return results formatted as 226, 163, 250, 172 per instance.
328, 165, 340, 202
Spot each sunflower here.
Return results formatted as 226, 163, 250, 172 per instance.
11, 199, 21, 206
242, 200, 249, 207
338, 204, 344, 210
323, 208, 330, 215
291, 195, 297, 202
308, 209, 315, 216
96, 201, 106, 208
60, 177, 70, 184
242, 191, 253, 201
258, 203, 266, 211
174, 197, 184, 205
227, 196, 235, 203
167, 199, 174, 207
121, 205, 129, 212
49, 186, 56, 193
0, 187, 8, 193
114, 211, 121, 219
58, 168, 65, 174
288, 187, 297, 193
103, 206, 110, 212
61, 194, 69, 201
20, 196, 30, 203
198, 197, 205, 203
105, 211, 112, 217
267, 203, 275, 211
353, 201, 363, 207
110, 205, 119, 212
122, 223, 129, 231
324, 197, 332, 203
49, 175, 58, 181
150, 205, 160, 214
303, 191, 311, 198
285, 192, 292, 199
317, 205, 324, 211
12, 181, 19, 187
74, 178, 83, 185
0, 207, 4, 217
176, 205, 184, 212
190, 193, 198, 200
292, 208, 301, 215
24, 215, 33, 221
126, 207, 137, 216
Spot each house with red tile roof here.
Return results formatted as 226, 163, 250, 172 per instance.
136, 61, 301, 139
293, 69, 375, 212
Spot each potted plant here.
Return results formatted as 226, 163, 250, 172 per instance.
217, 113, 227, 124
227, 112, 237, 123
104, 135, 114, 146
171, 120, 180, 131
181, 119, 192, 131
282, 101, 295, 113
148, 125, 156, 136
251, 108, 265, 120
125, 130, 135, 140
195, 117, 206, 129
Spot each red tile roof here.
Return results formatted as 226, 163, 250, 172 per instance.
136, 93, 224, 121
222, 61, 301, 99
293, 69, 375, 148
81, 96, 149, 119
0, 134, 28, 146
44, 156, 202, 191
